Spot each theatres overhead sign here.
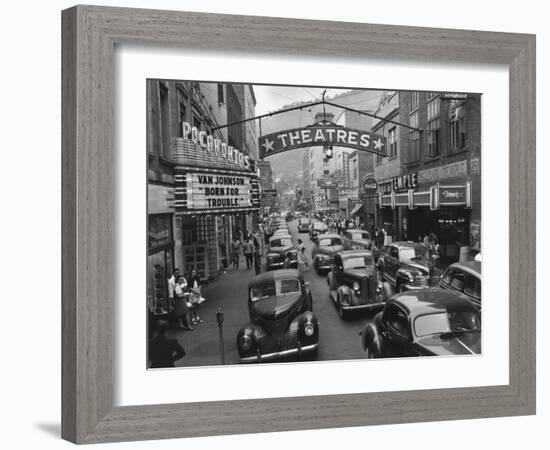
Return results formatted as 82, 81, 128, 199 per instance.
259, 126, 387, 159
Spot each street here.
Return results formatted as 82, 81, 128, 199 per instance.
172, 219, 371, 367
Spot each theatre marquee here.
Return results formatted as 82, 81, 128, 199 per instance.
174, 166, 260, 215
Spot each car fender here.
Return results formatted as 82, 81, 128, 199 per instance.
336, 285, 354, 306
396, 268, 417, 287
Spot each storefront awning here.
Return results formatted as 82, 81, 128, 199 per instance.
350, 203, 363, 216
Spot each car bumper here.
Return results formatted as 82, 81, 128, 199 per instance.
240, 343, 318, 363
341, 302, 384, 312
267, 261, 298, 270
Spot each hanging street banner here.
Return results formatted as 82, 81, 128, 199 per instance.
259, 125, 387, 159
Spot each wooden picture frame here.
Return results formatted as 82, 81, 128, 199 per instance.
61, 5, 536, 444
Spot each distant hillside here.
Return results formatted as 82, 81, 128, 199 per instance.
260, 89, 388, 186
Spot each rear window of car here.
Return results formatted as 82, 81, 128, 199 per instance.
350, 232, 370, 240
270, 238, 292, 248
319, 237, 342, 246
314, 223, 328, 230
343, 255, 374, 269
250, 279, 300, 300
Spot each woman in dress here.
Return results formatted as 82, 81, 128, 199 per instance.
187, 269, 204, 325
174, 275, 193, 330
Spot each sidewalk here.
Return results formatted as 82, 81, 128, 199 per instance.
170, 258, 262, 367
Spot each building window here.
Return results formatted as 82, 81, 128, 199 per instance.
449, 105, 467, 151
388, 127, 397, 158
427, 97, 441, 158
217, 84, 225, 104
159, 83, 170, 159
409, 92, 420, 111
408, 111, 420, 162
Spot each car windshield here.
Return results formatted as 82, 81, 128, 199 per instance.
414, 311, 481, 337
350, 232, 370, 240
270, 238, 292, 248
319, 237, 342, 246
399, 246, 425, 261
343, 255, 374, 269
250, 279, 301, 301
314, 223, 328, 230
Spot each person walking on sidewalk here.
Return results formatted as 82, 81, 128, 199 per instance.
231, 236, 242, 269
244, 237, 254, 269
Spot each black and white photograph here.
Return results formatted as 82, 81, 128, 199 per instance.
147, 80, 482, 368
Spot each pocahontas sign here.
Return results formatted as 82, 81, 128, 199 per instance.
259, 125, 387, 159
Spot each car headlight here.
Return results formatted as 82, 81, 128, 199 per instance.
303, 322, 315, 337
353, 281, 360, 291
240, 334, 252, 351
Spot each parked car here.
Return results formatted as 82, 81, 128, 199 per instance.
377, 241, 442, 292
297, 218, 311, 233
439, 261, 482, 310
326, 250, 389, 319
266, 235, 298, 270
342, 229, 373, 250
309, 221, 329, 239
311, 233, 344, 274
236, 269, 319, 363
359, 288, 481, 358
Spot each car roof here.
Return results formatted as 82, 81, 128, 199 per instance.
447, 261, 481, 276
337, 249, 373, 258
316, 233, 341, 239
346, 229, 368, 234
390, 288, 478, 316
388, 241, 422, 249
249, 269, 302, 287
269, 234, 291, 241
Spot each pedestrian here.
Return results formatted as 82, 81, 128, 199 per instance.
167, 268, 180, 315
231, 236, 242, 269
426, 239, 440, 286
174, 275, 193, 330
187, 268, 205, 325
253, 246, 262, 275
336, 219, 342, 235
149, 320, 186, 368
296, 238, 310, 270
244, 237, 254, 269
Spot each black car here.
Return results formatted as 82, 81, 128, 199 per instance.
439, 261, 482, 310
360, 288, 481, 358
311, 233, 344, 274
297, 218, 311, 233
309, 221, 329, 239
236, 269, 319, 363
326, 250, 388, 319
266, 235, 298, 270
377, 241, 442, 292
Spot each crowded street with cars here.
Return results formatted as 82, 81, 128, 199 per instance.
149, 212, 481, 368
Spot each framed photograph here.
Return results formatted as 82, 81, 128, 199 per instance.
62, 5, 536, 444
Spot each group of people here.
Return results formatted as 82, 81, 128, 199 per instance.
231, 230, 263, 274
167, 268, 205, 331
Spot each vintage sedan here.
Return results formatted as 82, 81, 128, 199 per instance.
266, 235, 298, 270
297, 217, 311, 233
377, 241, 442, 291
236, 269, 319, 363
360, 288, 481, 358
311, 233, 344, 274
342, 229, 373, 251
309, 221, 329, 239
326, 250, 388, 319
439, 261, 482, 310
